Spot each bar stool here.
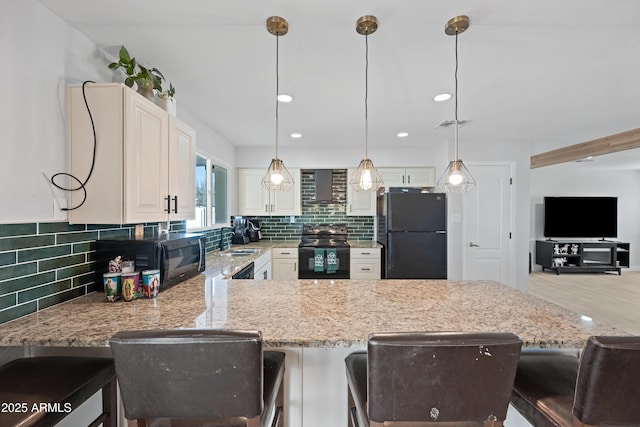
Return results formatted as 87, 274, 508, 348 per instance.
109, 329, 285, 427
0, 356, 117, 427
345, 331, 523, 427
511, 335, 640, 427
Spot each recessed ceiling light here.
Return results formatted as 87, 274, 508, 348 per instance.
277, 93, 293, 102
397, 132, 409, 138
290, 132, 302, 138
433, 93, 452, 102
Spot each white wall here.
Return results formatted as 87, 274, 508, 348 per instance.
530, 165, 640, 270
0, 0, 236, 224
235, 143, 448, 169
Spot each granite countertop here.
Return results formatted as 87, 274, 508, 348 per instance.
0, 274, 625, 349
210, 240, 381, 278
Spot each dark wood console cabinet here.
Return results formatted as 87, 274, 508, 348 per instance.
536, 240, 630, 275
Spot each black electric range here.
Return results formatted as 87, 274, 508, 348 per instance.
298, 224, 350, 279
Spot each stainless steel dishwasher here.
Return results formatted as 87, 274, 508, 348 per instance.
231, 262, 254, 279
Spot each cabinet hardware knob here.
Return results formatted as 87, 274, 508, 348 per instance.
164, 196, 171, 213
172, 196, 178, 213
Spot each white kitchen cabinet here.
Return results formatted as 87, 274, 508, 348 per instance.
350, 248, 381, 279
378, 167, 435, 188
168, 117, 196, 220
346, 168, 376, 216
67, 83, 195, 224
237, 169, 301, 216
254, 250, 272, 280
271, 248, 298, 280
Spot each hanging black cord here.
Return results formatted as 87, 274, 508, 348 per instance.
454, 31, 459, 123
365, 33, 369, 122
275, 33, 280, 159
365, 32, 369, 158
50, 80, 97, 210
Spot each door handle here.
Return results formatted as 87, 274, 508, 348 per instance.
164, 195, 171, 213
172, 196, 178, 213
469, 242, 480, 247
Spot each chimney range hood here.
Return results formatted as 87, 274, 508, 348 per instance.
313, 169, 335, 203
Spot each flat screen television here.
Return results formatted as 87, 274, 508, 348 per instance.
543, 196, 617, 238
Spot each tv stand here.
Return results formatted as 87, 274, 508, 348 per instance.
536, 240, 630, 275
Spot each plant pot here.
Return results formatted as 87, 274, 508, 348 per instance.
156, 95, 177, 116
136, 80, 155, 101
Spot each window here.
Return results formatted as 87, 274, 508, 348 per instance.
187, 154, 228, 229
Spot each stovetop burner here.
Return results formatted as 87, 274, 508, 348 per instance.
299, 224, 349, 248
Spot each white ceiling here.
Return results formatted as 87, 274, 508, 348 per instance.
38, 0, 640, 169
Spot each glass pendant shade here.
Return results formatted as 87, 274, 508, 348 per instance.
436, 159, 476, 193
262, 158, 294, 191
350, 158, 384, 192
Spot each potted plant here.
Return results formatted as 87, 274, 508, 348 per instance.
108, 46, 163, 101
156, 80, 176, 114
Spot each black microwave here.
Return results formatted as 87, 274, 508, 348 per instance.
94, 233, 205, 291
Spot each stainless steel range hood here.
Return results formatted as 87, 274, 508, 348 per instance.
313, 169, 335, 203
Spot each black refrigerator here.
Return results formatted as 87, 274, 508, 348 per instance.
377, 191, 447, 279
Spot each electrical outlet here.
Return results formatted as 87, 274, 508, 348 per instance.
290, 216, 295, 223
53, 199, 67, 220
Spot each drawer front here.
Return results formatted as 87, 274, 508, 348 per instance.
350, 248, 381, 259
273, 248, 298, 259
350, 259, 381, 279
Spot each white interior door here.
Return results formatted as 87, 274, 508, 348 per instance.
462, 162, 514, 285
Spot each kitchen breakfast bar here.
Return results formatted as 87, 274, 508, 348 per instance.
0, 273, 625, 426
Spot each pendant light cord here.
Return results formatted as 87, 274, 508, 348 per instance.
364, 32, 369, 159
275, 33, 280, 159
454, 30, 459, 160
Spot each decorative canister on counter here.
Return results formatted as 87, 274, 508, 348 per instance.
103, 272, 121, 302
121, 260, 135, 274
121, 272, 140, 301
142, 270, 160, 298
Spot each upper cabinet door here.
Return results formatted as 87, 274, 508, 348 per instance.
346, 168, 376, 216
124, 90, 169, 223
378, 167, 436, 188
378, 168, 406, 188
168, 117, 196, 220
238, 169, 269, 216
405, 167, 435, 187
271, 168, 301, 215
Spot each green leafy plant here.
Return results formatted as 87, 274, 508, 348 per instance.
158, 81, 176, 100
108, 46, 166, 95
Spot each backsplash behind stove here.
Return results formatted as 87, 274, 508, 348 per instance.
251, 169, 374, 241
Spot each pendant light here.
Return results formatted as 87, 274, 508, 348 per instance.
262, 16, 294, 191
436, 15, 476, 193
349, 15, 384, 192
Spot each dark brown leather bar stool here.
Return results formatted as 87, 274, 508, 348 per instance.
511, 335, 640, 427
109, 329, 285, 427
345, 331, 523, 427
0, 356, 117, 427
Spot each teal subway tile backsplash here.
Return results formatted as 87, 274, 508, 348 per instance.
0, 220, 203, 325
250, 169, 374, 241
0, 170, 372, 325
0, 223, 37, 238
